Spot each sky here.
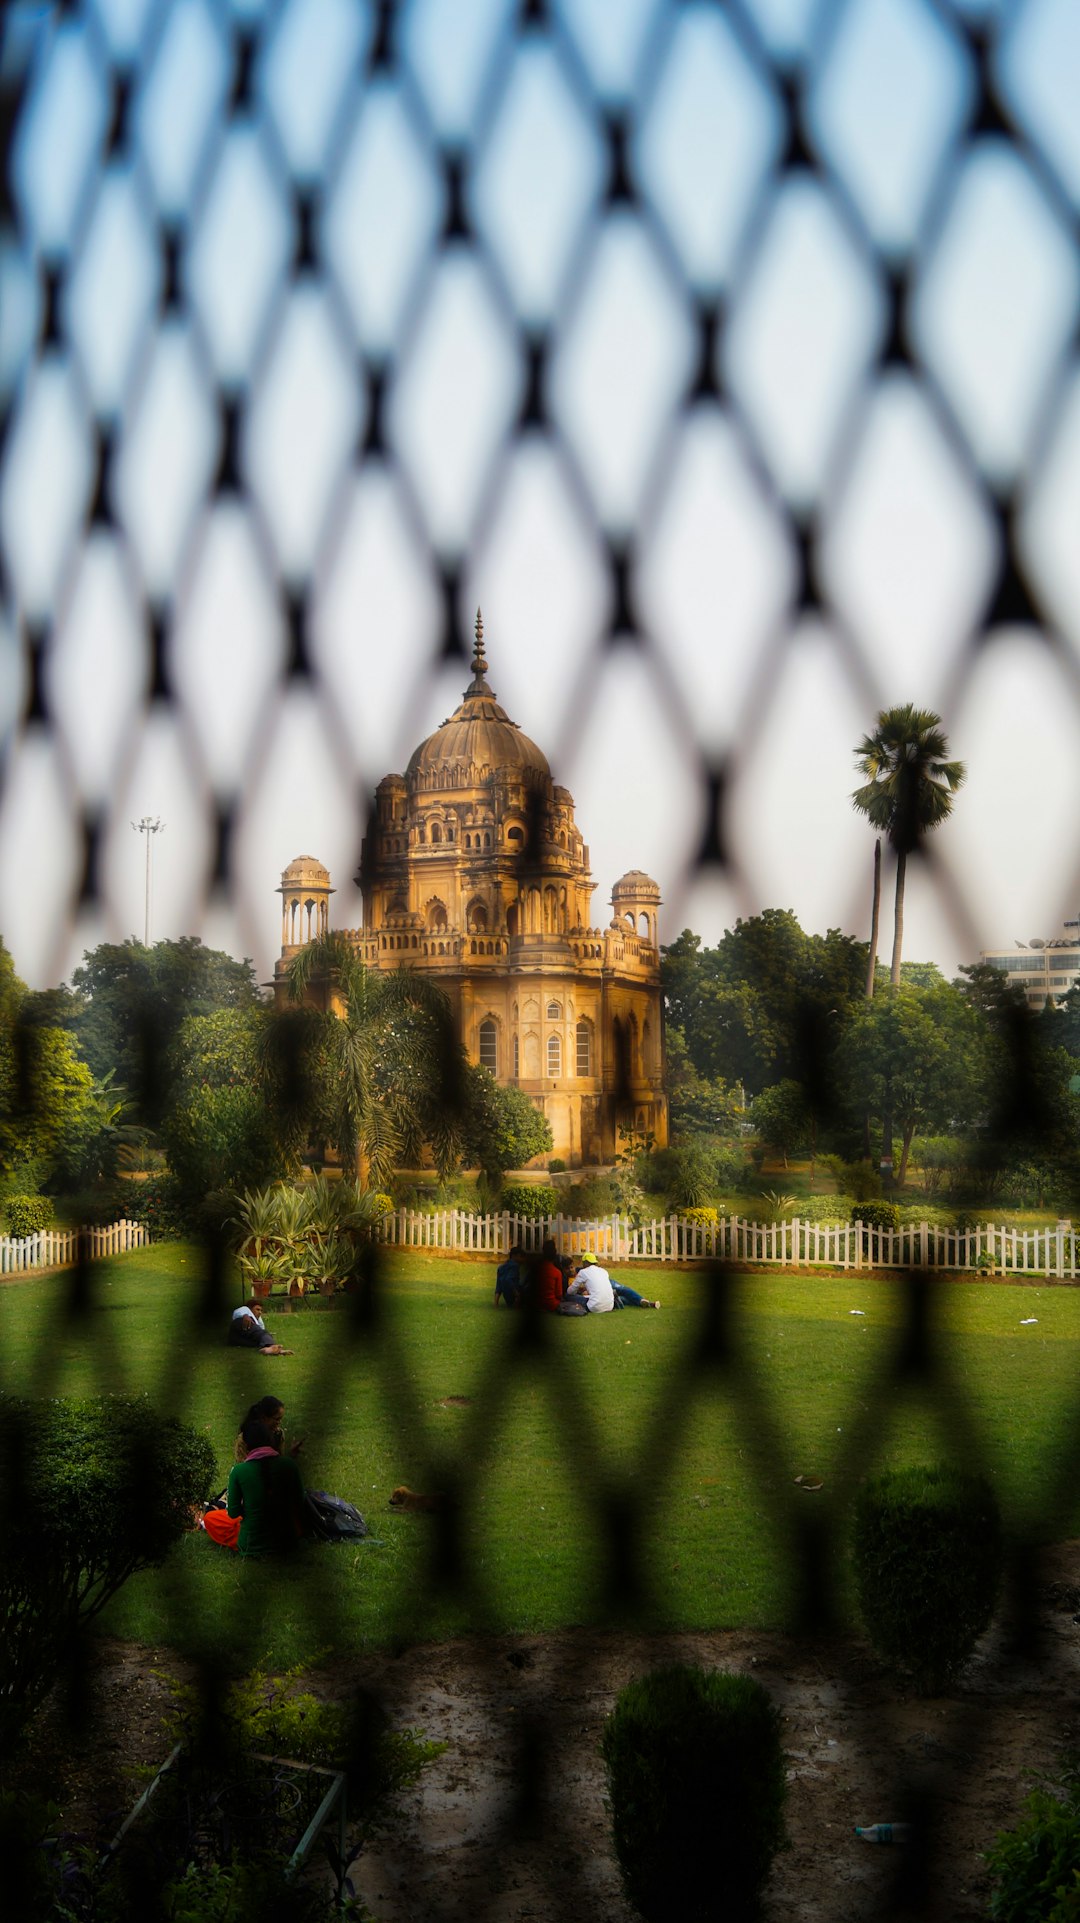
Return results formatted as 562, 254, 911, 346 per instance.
2, 0, 1080, 991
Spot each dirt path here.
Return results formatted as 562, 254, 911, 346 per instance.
20, 1542, 1080, 1922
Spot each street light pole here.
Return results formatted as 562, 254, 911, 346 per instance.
131, 817, 165, 945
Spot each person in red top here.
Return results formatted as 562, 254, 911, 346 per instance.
533, 1239, 568, 1313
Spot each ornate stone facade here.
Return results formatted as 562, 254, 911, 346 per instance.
274, 616, 667, 1167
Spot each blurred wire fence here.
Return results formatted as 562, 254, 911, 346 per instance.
3, 1, 1080, 1916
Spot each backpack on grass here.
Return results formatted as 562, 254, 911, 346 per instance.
304, 1490, 369, 1542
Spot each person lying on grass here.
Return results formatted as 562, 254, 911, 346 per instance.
227, 1300, 293, 1355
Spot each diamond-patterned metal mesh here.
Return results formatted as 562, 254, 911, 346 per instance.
3, 1, 1080, 1915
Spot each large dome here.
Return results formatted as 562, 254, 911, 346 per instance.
406, 617, 550, 784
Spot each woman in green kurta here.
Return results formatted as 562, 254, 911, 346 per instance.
226, 1419, 309, 1557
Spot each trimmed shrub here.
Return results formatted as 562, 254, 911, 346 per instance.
986, 1778, 1080, 1922
600, 1665, 786, 1923
0, 1395, 214, 1749
682, 1206, 719, 1228
853, 1465, 1003, 1694
851, 1199, 901, 1235
4, 1194, 54, 1238
500, 1183, 558, 1219
548, 1157, 566, 1173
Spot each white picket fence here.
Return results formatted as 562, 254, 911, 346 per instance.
0, 1218, 150, 1276
372, 1208, 1080, 1278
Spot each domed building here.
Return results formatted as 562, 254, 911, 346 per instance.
274, 615, 667, 1167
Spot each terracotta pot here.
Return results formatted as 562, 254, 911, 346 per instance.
250, 1279, 272, 1300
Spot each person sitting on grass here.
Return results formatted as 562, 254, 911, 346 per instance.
533, 1239, 568, 1313
494, 1244, 526, 1308
227, 1300, 293, 1355
565, 1254, 616, 1314
224, 1416, 310, 1558
234, 1394, 303, 1463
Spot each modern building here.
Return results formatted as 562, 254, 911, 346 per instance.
274, 615, 668, 1166
981, 922, 1080, 1009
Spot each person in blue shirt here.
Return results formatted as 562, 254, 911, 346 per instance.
494, 1245, 526, 1307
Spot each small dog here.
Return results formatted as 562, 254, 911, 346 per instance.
389, 1485, 446, 1514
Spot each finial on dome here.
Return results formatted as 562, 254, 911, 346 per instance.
473, 606, 487, 675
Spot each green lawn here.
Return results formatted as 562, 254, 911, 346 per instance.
3, 1245, 1078, 1669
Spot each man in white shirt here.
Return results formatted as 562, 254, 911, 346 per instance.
228, 1300, 293, 1355
567, 1256, 615, 1314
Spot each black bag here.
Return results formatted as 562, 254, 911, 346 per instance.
304, 1489, 369, 1542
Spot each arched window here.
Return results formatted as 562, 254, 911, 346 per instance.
426, 900, 448, 932
576, 1018, 592, 1077
467, 899, 488, 934
506, 903, 519, 936
547, 1033, 562, 1076
507, 824, 524, 848
546, 1000, 561, 1020
430, 821, 442, 844
479, 1019, 498, 1073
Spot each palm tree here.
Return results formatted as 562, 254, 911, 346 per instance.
276, 932, 464, 1188
852, 706, 966, 990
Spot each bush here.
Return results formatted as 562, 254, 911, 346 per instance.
102, 1666, 446, 1923
658, 1144, 715, 1210
852, 1200, 901, 1245
853, 1465, 1003, 1693
986, 1776, 1080, 1922
600, 1665, 786, 1923
125, 1168, 193, 1240
3, 1194, 54, 1238
826, 1155, 882, 1203
564, 1177, 616, 1217
0, 1395, 215, 1749
681, 1206, 719, 1228
500, 1183, 558, 1219
548, 1157, 566, 1173
790, 1195, 851, 1225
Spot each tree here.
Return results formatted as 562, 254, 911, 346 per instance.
0, 1020, 97, 1185
661, 914, 865, 1098
0, 1395, 214, 1750
750, 1080, 812, 1170
70, 938, 263, 1127
281, 933, 464, 1186
835, 983, 986, 1185
664, 1029, 744, 1142
1057, 979, 1080, 1059
459, 1065, 552, 1181
852, 706, 965, 989
161, 1008, 295, 1202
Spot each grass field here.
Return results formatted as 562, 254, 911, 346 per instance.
3, 1244, 1078, 1670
